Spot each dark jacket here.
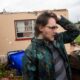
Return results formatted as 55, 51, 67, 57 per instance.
22, 16, 80, 80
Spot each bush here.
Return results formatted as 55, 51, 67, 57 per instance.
0, 63, 22, 80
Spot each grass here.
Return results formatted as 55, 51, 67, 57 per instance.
75, 35, 80, 45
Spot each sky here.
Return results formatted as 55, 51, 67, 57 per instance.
0, 0, 80, 22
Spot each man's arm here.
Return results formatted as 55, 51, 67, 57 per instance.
22, 49, 36, 80
57, 16, 80, 43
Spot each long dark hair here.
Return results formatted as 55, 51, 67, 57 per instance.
34, 11, 58, 37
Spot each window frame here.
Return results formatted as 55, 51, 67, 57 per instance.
14, 19, 35, 41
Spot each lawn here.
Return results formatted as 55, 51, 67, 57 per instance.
75, 35, 80, 45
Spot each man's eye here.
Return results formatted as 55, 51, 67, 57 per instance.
48, 26, 58, 29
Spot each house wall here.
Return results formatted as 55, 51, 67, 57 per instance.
0, 9, 72, 55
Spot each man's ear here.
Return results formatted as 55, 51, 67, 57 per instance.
39, 26, 44, 32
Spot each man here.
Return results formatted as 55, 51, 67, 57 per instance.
22, 11, 80, 80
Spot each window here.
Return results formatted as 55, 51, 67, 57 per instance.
15, 19, 35, 40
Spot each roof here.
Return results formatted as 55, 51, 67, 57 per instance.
0, 9, 68, 15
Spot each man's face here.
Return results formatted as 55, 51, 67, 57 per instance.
40, 18, 58, 41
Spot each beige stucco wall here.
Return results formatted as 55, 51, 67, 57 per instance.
0, 9, 72, 55
0, 13, 37, 55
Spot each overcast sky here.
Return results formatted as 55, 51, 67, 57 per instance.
0, 0, 80, 22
